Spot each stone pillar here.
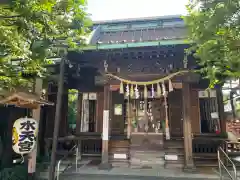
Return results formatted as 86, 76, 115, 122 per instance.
182, 82, 196, 171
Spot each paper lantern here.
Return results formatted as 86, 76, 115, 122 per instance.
12, 117, 38, 155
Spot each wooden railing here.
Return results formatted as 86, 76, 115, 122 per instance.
45, 133, 102, 158
192, 134, 226, 166
81, 139, 102, 156
44, 133, 129, 158
192, 137, 222, 154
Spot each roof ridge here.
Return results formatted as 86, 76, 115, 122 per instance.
93, 14, 183, 25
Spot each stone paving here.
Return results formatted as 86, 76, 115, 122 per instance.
39, 159, 223, 180
59, 174, 218, 180
59, 160, 221, 180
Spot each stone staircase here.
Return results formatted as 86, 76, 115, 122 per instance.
109, 140, 130, 167
129, 133, 164, 168
130, 149, 164, 168
163, 136, 184, 169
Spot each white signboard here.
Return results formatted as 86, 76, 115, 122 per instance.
83, 93, 89, 100
165, 155, 178, 161
114, 104, 122, 115
102, 110, 109, 140
198, 90, 209, 98
165, 127, 170, 140
89, 93, 97, 100
209, 90, 217, 97
12, 117, 38, 155
211, 112, 219, 119
83, 93, 97, 100
114, 154, 127, 159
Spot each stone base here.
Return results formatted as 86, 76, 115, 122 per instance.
183, 165, 197, 173
27, 173, 36, 180
98, 162, 113, 170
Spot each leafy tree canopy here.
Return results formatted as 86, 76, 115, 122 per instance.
0, 0, 91, 91
184, 0, 240, 87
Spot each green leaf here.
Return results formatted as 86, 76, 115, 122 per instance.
183, 0, 240, 86
0, 0, 92, 91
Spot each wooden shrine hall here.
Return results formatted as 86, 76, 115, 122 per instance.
43, 15, 226, 171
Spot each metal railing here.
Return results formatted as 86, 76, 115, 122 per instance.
56, 144, 78, 180
218, 147, 237, 180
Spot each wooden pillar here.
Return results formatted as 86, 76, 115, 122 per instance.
28, 78, 42, 180
127, 97, 132, 138
48, 57, 65, 180
76, 92, 83, 134
164, 94, 170, 139
99, 83, 112, 170
144, 98, 148, 133
182, 82, 196, 171
60, 86, 68, 137
76, 92, 82, 162
216, 88, 225, 132
96, 92, 104, 133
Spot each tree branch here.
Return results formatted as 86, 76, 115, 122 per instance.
0, 15, 21, 18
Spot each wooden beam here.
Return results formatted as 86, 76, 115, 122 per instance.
99, 83, 112, 170
76, 92, 83, 163
216, 88, 225, 132
76, 92, 83, 134
127, 97, 132, 138
48, 58, 66, 180
182, 82, 196, 172
28, 78, 42, 180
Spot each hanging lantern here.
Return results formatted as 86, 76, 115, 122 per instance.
144, 85, 148, 99
119, 81, 124, 94
151, 84, 155, 98
12, 117, 38, 155
157, 83, 162, 97
126, 84, 130, 97
130, 84, 134, 98
168, 79, 173, 92
134, 85, 140, 99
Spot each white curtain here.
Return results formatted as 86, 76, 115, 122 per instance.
81, 99, 89, 132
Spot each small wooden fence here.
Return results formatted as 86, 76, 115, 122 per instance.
192, 134, 225, 166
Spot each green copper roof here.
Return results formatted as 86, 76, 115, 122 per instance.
82, 39, 189, 50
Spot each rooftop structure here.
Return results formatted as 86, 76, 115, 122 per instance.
86, 15, 188, 49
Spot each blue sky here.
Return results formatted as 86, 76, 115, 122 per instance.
87, 0, 188, 21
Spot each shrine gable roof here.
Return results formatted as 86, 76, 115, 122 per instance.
86, 15, 188, 48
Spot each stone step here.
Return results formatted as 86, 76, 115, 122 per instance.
131, 153, 164, 157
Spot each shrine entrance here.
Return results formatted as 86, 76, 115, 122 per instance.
105, 70, 187, 168
128, 94, 169, 168
130, 98, 165, 150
